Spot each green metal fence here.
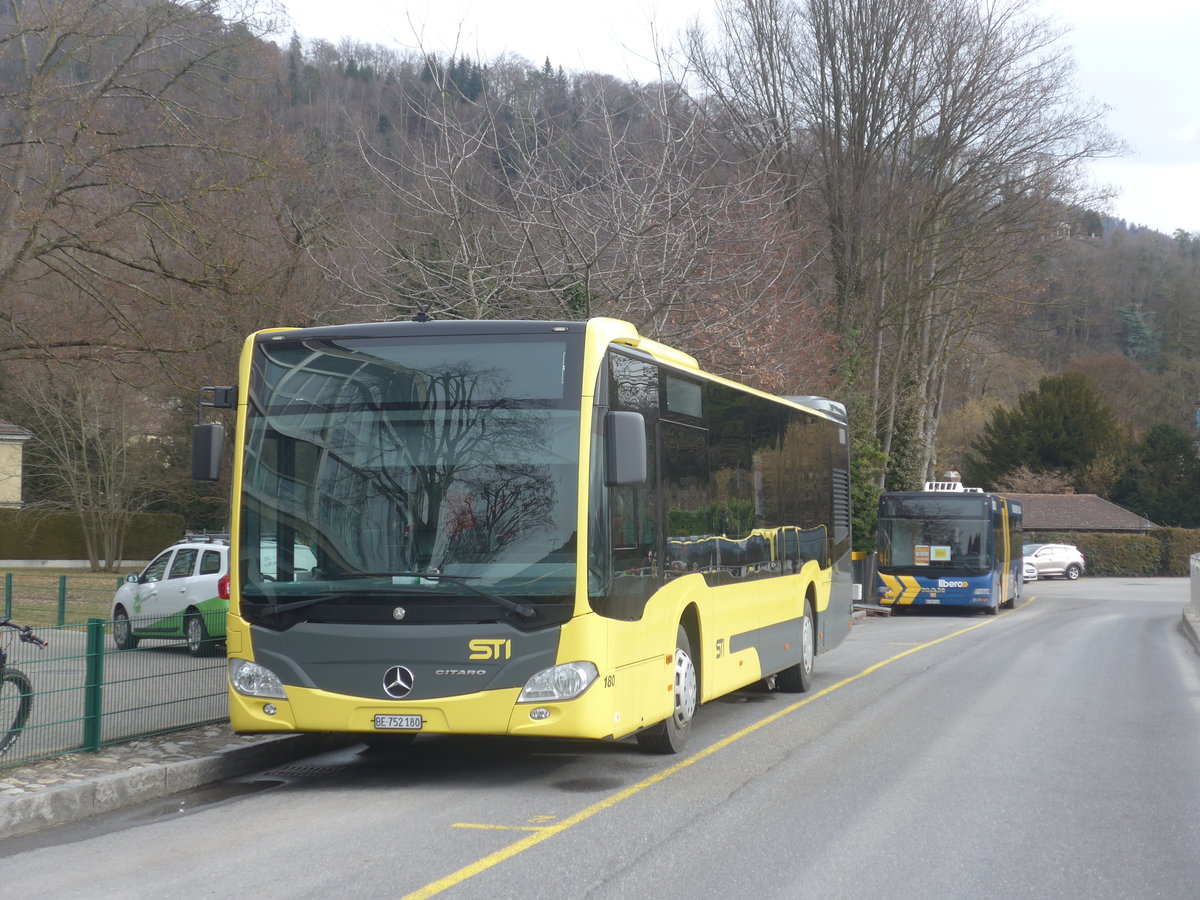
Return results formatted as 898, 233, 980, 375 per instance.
0, 609, 228, 770
3, 571, 128, 626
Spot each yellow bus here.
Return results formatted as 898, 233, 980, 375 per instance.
193, 317, 854, 753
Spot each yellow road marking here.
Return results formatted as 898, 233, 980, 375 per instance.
401, 598, 1034, 899
452, 823, 550, 832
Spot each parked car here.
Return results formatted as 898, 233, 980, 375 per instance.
1023, 543, 1085, 580
1023, 559, 1038, 583
111, 537, 228, 656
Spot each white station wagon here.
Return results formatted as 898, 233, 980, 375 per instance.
111, 537, 229, 656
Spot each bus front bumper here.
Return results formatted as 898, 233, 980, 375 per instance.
228, 681, 626, 741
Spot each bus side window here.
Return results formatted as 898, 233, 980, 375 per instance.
661, 420, 712, 575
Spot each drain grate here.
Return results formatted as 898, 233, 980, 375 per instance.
260, 764, 348, 779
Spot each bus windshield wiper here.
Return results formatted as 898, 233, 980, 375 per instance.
349, 571, 537, 620
253, 588, 399, 618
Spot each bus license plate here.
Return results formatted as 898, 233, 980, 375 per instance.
374, 714, 423, 731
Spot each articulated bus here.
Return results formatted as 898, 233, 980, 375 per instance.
193, 317, 854, 753
874, 481, 1022, 615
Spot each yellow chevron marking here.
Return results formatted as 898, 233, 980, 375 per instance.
878, 573, 900, 604
879, 573, 924, 605
897, 575, 922, 605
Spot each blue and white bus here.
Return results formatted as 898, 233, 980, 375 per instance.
874, 481, 1022, 614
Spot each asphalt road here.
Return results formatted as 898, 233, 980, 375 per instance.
5, 577, 1199, 899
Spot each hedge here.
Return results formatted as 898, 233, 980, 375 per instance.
0, 509, 186, 561
1027, 528, 1200, 577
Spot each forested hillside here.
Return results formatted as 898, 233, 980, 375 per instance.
1, 0, 1196, 563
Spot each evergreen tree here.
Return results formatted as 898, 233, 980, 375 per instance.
964, 373, 1121, 489
287, 32, 302, 106
1111, 424, 1200, 526
1118, 303, 1159, 361
850, 431, 888, 553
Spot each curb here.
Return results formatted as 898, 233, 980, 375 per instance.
1182, 606, 1200, 656
0, 733, 353, 841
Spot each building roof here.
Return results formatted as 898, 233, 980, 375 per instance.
0, 420, 31, 442
1003, 492, 1156, 532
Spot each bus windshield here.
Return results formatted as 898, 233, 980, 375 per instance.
239, 331, 584, 616
876, 494, 991, 573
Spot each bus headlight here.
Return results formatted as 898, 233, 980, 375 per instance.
518, 661, 598, 702
229, 659, 287, 699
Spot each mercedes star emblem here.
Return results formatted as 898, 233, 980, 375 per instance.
382, 665, 415, 698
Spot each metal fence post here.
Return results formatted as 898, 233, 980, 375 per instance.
57, 575, 67, 625
4, 572, 10, 617
83, 617, 106, 752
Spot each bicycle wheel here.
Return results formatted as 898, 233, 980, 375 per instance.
0, 668, 33, 756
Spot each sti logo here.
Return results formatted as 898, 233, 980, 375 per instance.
469, 638, 512, 661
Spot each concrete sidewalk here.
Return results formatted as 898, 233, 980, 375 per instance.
0, 726, 353, 841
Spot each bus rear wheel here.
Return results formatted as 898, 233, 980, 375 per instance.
637, 625, 697, 754
776, 597, 815, 693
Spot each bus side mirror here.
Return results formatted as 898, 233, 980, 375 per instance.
192, 423, 225, 481
605, 411, 646, 486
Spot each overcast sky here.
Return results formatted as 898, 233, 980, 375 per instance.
278, 0, 1199, 236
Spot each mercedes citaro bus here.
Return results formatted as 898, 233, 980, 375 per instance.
193, 317, 854, 752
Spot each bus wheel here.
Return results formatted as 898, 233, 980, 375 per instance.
777, 597, 815, 693
636, 625, 697, 754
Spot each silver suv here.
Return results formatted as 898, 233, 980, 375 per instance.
1023, 543, 1085, 580
111, 537, 228, 656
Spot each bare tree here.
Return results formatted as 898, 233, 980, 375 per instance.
685, 0, 1119, 485
0, 0, 309, 373
10, 364, 167, 570
310, 51, 826, 372
993, 464, 1072, 494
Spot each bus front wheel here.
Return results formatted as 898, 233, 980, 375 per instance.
636, 625, 697, 754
